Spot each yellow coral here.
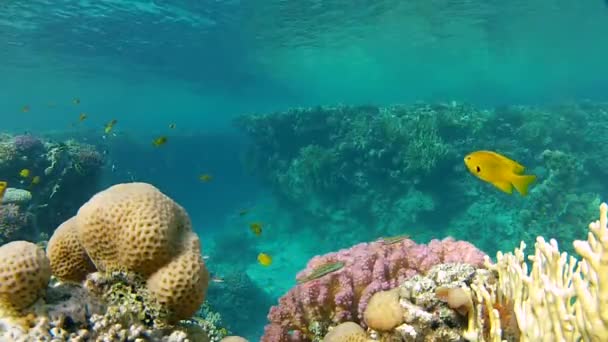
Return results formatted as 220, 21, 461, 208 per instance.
47, 182, 210, 322
363, 289, 404, 331
474, 202, 608, 342
46, 217, 95, 282
323, 322, 367, 342
0, 241, 51, 312
75, 182, 191, 275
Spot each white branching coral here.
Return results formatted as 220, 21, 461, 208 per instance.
477, 202, 608, 342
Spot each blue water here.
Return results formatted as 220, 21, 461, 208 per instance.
2, 1, 608, 340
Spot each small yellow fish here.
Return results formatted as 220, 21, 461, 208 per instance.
152, 136, 168, 147
22, 105, 30, 113
258, 252, 272, 266
31, 176, 41, 185
0, 181, 7, 201
73, 98, 80, 105
79, 113, 87, 121
464, 150, 536, 196
199, 174, 212, 182
169, 123, 176, 129
19, 169, 30, 178
250, 222, 262, 236
104, 119, 117, 134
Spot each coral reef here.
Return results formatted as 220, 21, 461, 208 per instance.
268, 202, 608, 342
47, 182, 210, 323
236, 102, 608, 255
262, 236, 486, 341
206, 268, 274, 339
0, 182, 223, 341
0, 134, 104, 244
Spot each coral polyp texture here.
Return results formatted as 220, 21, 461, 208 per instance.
0, 182, 222, 341
0, 133, 104, 244
47, 182, 210, 323
0, 241, 51, 312
262, 236, 487, 341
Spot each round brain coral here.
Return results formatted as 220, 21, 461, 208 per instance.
75, 182, 192, 276
47, 217, 96, 283
47, 182, 210, 322
147, 231, 210, 321
0, 241, 51, 311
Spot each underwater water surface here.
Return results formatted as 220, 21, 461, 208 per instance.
1, 1, 608, 341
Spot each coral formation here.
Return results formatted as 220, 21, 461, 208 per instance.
262, 236, 486, 341
0, 182, 224, 341
0, 241, 51, 313
236, 102, 608, 255
47, 182, 210, 323
276, 202, 608, 342
0, 134, 104, 244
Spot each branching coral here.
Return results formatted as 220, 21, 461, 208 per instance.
468, 203, 608, 341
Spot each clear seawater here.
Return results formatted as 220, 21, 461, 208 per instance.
1, 1, 608, 340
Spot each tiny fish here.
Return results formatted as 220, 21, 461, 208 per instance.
79, 113, 87, 121
199, 174, 212, 182
152, 136, 168, 147
0, 181, 7, 201
211, 277, 224, 283
169, 123, 176, 129
31, 176, 41, 185
258, 252, 272, 267
464, 150, 536, 196
238, 209, 249, 216
22, 105, 30, 113
104, 119, 117, 134
250, 222, 262, 236
19, 169, 30, 178
380, 234, 410, 245
73, 98, 80, 105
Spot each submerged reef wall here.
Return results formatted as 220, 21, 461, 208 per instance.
235, 101, 608, 254
0, 133, 104, 244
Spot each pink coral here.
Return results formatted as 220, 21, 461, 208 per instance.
262, 237, 486, 341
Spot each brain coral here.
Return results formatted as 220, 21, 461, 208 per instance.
47, 217, 96, 283
47, 182, 210, 322
0, 241, 51, 311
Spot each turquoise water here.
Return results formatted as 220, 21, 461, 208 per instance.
2, 1, 608, 340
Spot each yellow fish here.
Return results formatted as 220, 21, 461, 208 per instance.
19, 169, 30, 178
79, 113, 87, 121
257, 252, 272, 266
22, 105, 30, 113
169, 123, 176, 129
464, 150, 536, 196
0, 181, 7, 201
199, 174, 212, 182
104, 119, 117, 134
31, 176, 41, 185
152, 136, 168, 147
250, 222, 262, 236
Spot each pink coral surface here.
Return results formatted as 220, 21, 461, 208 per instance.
262, 237, 486, 341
